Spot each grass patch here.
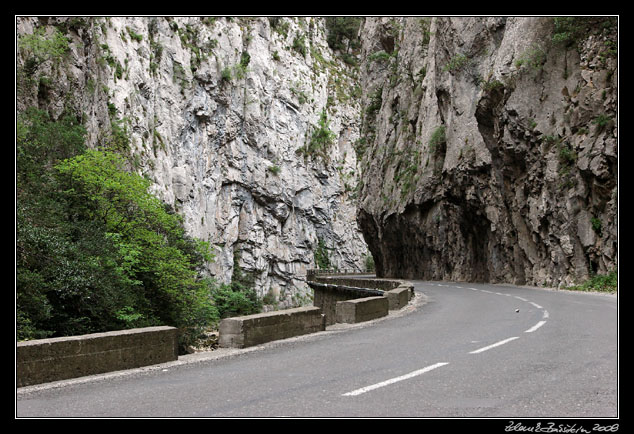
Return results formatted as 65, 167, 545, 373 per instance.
565, 270, 617, 293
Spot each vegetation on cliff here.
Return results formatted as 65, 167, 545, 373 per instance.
16, 24, 260, 351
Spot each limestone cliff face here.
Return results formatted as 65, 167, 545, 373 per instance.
16, 16, 368, 307
16, 16, 618, 294
356, 17, 618, 287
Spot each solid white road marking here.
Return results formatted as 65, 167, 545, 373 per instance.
525, 321, 547, 333
529, 301, 543, 309
469, 337, 519, 354
342, 362, 449, 397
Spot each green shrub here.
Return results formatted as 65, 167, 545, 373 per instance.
210, 281, 262, 319
552, 17, 617, 48
314, 238, 333, 270
235, 51, 251, 79
365, 87, 383, 117
269, 17, 289, 38
126, 26, 143, 42
514, 44, 547, 71
443, 53, 469, 73
298, 109, 337, 160
364, 253, 375, 272
292, 34, 307, 58
221, 66, 232, 82
428, 125, 446, 154
368, 50, 391, 63
557, 141, 576, 166
566, 269, 617, 293
481, 79, 504, 92
592, 114, 612, 131
18, 27, 69, 74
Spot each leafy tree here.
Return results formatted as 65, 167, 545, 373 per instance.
54, 150, 218, 348
325, 17, 362, 52
16, 109, 143, 339
17, 107, 86, 188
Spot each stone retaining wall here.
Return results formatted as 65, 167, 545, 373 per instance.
308, 277, 414, 324
308, 281, 385, 325
218, 306, 325, 348
335, 296, 390, 324
17, 326, 178, 387
386, 284, 414, 310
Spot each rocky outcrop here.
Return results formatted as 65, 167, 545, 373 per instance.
16, 16, 368, 307
356, 17, 617, 287
16, 16, 618, 294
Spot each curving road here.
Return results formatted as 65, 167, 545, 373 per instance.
16, 281, 618, 418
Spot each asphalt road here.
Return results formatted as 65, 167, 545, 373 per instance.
16, 281, 618, 418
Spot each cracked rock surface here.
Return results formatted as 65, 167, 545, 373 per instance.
355, 17, 617, 287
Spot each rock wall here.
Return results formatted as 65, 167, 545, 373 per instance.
16, 16, 369, 307
356, 17, 617, 287
16, 16, 618, 293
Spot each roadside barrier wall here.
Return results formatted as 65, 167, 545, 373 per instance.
218, 306, 325, 348
335, 296, 390, 324
309, 276, 414, 321
17, 326, 178, 387
308, 281, 385, 325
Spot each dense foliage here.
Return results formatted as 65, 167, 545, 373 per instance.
551, 16, 617, 47
325, 17, 362, 53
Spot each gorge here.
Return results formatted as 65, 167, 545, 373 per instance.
16, 15, 618, 312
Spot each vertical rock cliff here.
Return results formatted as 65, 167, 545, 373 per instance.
16, 16, 618, 295
16, 16, 368, 307
356, 17, 617, 287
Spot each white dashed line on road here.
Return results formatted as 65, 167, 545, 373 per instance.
469, 337, 520, 354
525, 320, 547, 333
343, 282, 551, 400
342, 362, 449, 397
